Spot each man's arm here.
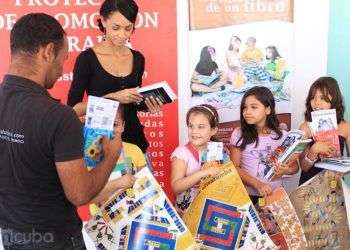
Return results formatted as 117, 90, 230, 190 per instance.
56, 135, 122, 206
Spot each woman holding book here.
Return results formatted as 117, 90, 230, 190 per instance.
67, 0, 162, 156
299, 76, 350, 184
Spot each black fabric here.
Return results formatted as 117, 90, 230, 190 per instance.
299, 135, 347, 185
0, 75, 83, 234
67, 48, 149, 152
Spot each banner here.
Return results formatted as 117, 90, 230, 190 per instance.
182, 162, 277, 249
85, 167, 196, 249
185, 0, 293, 145
189, 0, 293, 30
0, 0, 177, 209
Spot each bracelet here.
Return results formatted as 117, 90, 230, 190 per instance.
304, 153, 317, 165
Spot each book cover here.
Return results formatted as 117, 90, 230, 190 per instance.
182, 162, 277, 250
136, 81, 177, 111
256, 188, 307, 250
264, 130, 311, 181
289, 170, 350, 249
315, 157, 350, 173
309, 109, 341, 158
341, 178, 350, 231
83, 96, 119, 167
85, 167, 196, 250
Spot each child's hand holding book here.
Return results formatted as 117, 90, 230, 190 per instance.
309, 140, 336, 159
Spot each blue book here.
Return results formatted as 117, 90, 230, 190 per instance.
83, 96, 119, 167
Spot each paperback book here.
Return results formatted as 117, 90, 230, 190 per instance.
264, 130, 311, 181
315, 157, 350, 173
136, 81, 177, 111
256, 188, 307, 250
182, 162, 277, 250
309, 109, 341, 158
85, 167, 196, 250
83, 96, 119, 167
289, 170, 350, 249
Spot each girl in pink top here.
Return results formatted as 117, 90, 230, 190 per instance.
229, 86, 298, 204
171, 104, 222, 215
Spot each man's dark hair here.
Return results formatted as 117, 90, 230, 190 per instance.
10, 13, 65, 56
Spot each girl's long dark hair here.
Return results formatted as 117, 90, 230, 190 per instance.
304, 76, 344, 123
195, 46, 217, 76
266, 46, 281, 62
237, 86, 282, 150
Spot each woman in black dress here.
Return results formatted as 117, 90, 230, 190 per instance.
68, 0, 162, 156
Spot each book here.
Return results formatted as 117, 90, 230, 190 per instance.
135, 81, 177, 111
309, 109, 341, 158
264, 130, 311, 181
201, 141, 224, 162
341, 178, 350, 231
83, 96, 119, 167
314, 157, 350, 173
182, 162, 277, 250
193, 74, 220, 86
289, 170, 350, 249
85, 167, 196, 250
256, 188, 307, 250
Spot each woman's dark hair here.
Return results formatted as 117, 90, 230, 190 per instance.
304, 76, 344, 123
266, 46, 281, 62
186, 104, 220, 141
97, 0, 139, 33
228, 36, 241, 51
237, 86, 282, 150
195, 46, 217, 76
10, 13, 65, 56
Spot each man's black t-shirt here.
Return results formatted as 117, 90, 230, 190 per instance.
0, 75, 83, 234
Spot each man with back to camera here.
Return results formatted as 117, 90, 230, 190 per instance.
0, 13, 123, 249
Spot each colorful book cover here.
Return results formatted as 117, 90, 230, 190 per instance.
289, 170, 350, 249
256, 187, 307, 250
83, 96, 119, 167
182, 162, 277, 249
341, 177, 350, 231
264, 130, 311, 181
309, 109, 341, 158
85, 167, 196, 250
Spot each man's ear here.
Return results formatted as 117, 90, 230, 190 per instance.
41, 42, 55, 63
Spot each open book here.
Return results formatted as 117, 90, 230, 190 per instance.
193, 74, 220, 86
309, 109, 340, 158
264, 130, 311, 181
83, 96, 119, 167
136, 81, 177, 111
315, 157, 350, 173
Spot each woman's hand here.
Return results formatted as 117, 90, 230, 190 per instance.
105, 88, 143, 104
145, 96, 163, 113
